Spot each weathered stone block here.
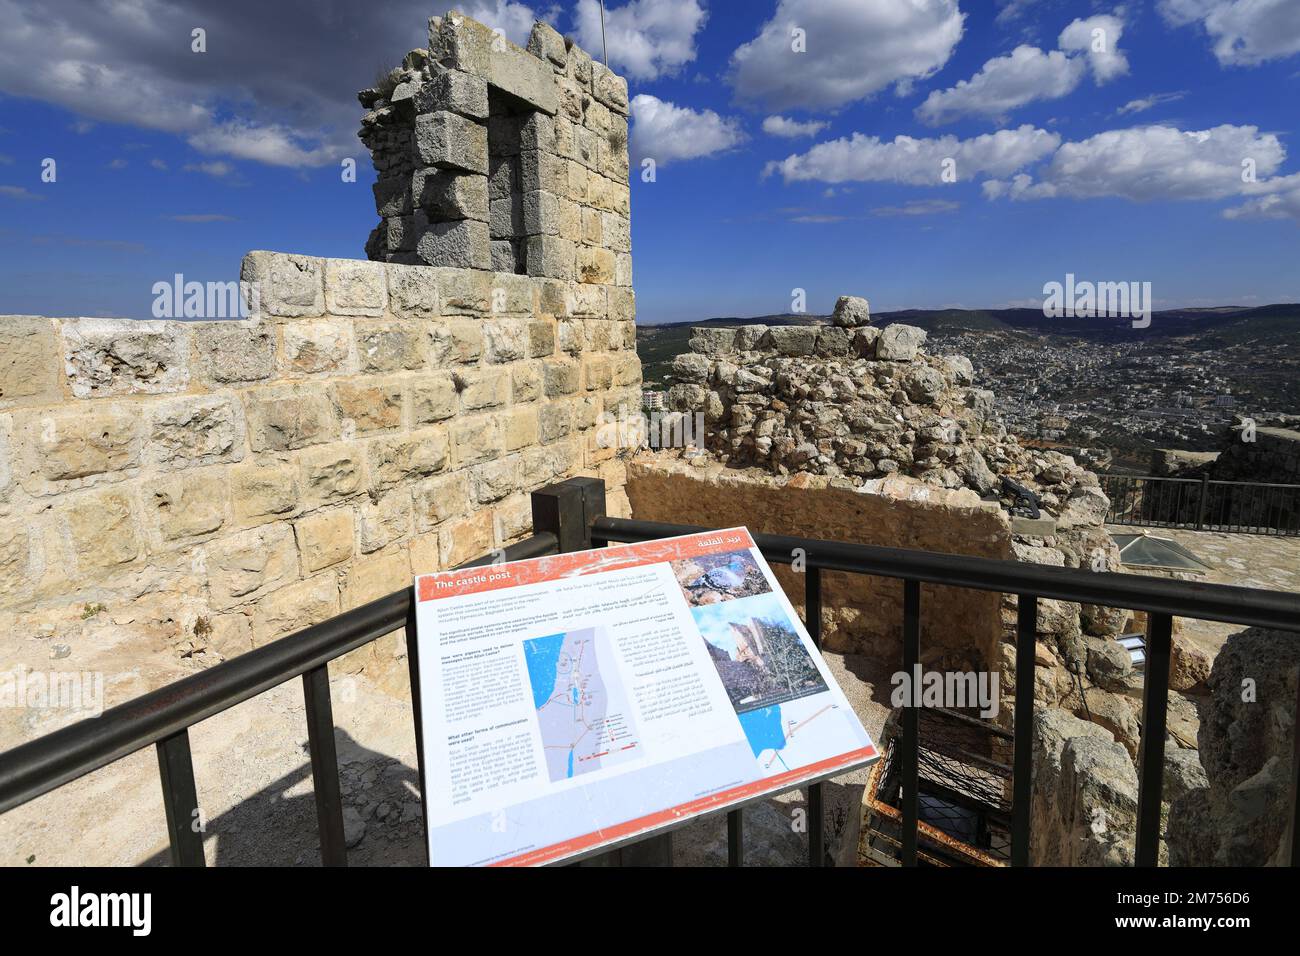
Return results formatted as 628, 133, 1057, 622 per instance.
150, 471, 227, 542
415, 68, 489, 120
577, 247, 615, 285
447, 321, 484, 363
28, 405, 140, 482
482, 320, 529, 363
451, 414, 501, 466
612, 353, 641, 387
147, 396, 243, 469
512, 362, 543, 403
354, 320, 426, 373
528, 319, 556, 358
66, 489, 140, 570
571, 283, 607, 317
428, 267, 492, 315
386, 263, 440, 317
241, 251, 325, 318
334, 380, 404, 434
416, 219, 490, 270
341, 545, 409, 610
527, 21, 567, 67
373, 177, 412, 218
490, 197, 523, 238
582, 355, 613, 391
358, 490, 412, 553
412, 373, 458, 423
413, 168, 489, 221
252, 574, 340, 646
282, 321, 354, 375
522, 190, 559, 235
296, 509, 354, 572
196, 323, 275, 384
520, 150, 567, 195
615, 252, 633, 287
490, 240, 518, 272
368, 428, 449, 489
538, 402, 572, 443
0, 521, 32, 598
439, 509, 496, 567
325, 259, 387, 316
231, 461, 299, 526
0, 317, 59, 408
762, 326, 818, 357
244, 386, 337, 451
414, 111, 489, 174
63, 319, 189, 398
412, 472, 469, 531
454, 367, 510, 410
298, 443, 366, 505
208, 522, 299, 609
526, 235, 575, 280
501, 405, 539, 451
543, 359, 580, 397
876, 324, 928, 361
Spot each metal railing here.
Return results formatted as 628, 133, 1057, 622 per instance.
1, 476, 1297, 867
1102, 474, 1300, 536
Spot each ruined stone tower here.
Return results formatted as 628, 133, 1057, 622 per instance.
358, 11, 632, 285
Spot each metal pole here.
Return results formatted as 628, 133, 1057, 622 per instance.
599, 0, 609, 66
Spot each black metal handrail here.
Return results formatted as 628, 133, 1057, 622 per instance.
1102, 474, 1300, 536
591, 514, 1300, 868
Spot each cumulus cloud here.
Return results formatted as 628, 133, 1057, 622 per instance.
629, 94, 747, 165
1223, 176, 1300, 221
1159, 0, 1300, 66
916, 46, 1085, 125
762, 115, 830, 138
983, 124, 1288, 202
916, 12, 1126, 125
729, 0, 965, 112
574, 0, 706, 81
1058, 14, 1129, 82
453, 0, 544, 47
763, 125, 1062, 185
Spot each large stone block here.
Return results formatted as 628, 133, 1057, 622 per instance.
454, 367, 510, 410
414, 68, 489, 120
358, 490, 413, 553
241, 251, 325, 319
147, 395, 243, 469
341, 545, 410, 611
527, 21, 567, 68
520, 150, 567, 195
439, 509, 496, 567
416, 219, 490, 270
149, 471, 227, 542
63, 319, 189, 398
298, 443, 366, 505
281, 320, 354, 375
432, 14, 558, 114
27, 405, 140, 483
543, 359, 580, 397
413, 168, 489, 221
450, 413, 501, 466
252, 574, 340, 646
324, 259, 387, 317
334, 380, 404, 434
295, 509, 355, 572
195, 323, 276, 384
427, 267, 492, 314
525, 235, 575, 280
576, 247, 615, 285
207, 522, 300, 609
230, 461, 300, 526
368, 428, 449, 489
66, 489, 140, 570
414, 111, 489, 175
244, 386, 338, 451
876, 324, 928, 361
501, 405, 539, 451
512, 362, 543, 403
386, 263, 440, 317
522, 190, 559, 235
412, 472, 470, 532
354, 320, 426, 373
412, 373, 459, 423
481, 320, 529, 363
0, 317, 60, 408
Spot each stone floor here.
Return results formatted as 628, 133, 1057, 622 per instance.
1106, 525, 1300, 656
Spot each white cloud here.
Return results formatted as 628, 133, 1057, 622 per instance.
916, 46, 1085, 125
762, 115, 830, 138
1224, 172, 1300, 221
1058, 14, 1129, 82
188, 121, 334, 168
1117, 91, 1187, 115
629, 94, 747, 165
1159, 0, 1300, 66
184, 161, 234, 178
764, 125, 1061, 185
872, 198, 961, 215
916, 12, 1127, 125
574, 0, 706, 81
729, 0, 965, 112
983, 124, 1288, 202
0, 184, 44, 201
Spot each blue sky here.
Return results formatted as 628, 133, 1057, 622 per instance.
1, 0, 1298, 324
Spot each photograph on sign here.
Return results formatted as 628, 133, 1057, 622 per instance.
413, 527, 878, 866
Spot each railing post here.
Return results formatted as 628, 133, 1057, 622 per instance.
1011, 596, 1038, 866
901, 579, 921, 867
531, 480, 594, 554
1196, 474, 1209, 530
805, 565, 825, 867
727, 807, 744, 866
156, 729, 205, 867
1135, 612, 1173, 866
302, 664, 348, 866
406, 587, 430, 865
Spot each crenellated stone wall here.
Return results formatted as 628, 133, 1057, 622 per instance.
0, 251, 641, 747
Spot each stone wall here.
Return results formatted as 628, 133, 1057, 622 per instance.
624, 457, 1012, 672
359, 12, 632, 286
0, 251, 641, 747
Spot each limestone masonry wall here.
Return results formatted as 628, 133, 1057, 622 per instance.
0, 251, 640, 746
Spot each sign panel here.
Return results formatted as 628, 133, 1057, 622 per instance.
413, 527, 878, 866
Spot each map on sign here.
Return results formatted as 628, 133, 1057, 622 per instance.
524, 628, 642, 781
413, 527, 878, 866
